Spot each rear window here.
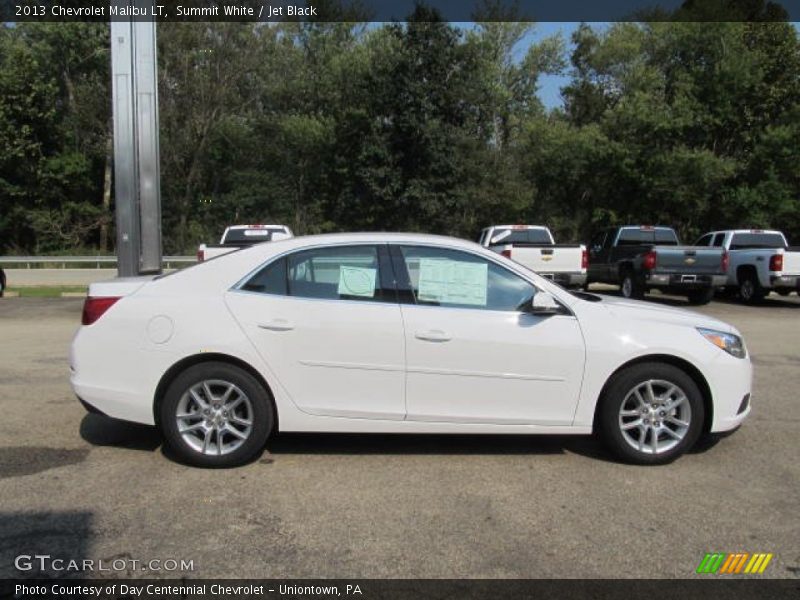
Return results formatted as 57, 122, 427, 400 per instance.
223, 228, 287, 245
489, 228, 552, 245
617, 228, 679, 246
729, 233, 786, 250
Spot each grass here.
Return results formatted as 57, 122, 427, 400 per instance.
6, 286, 87, 298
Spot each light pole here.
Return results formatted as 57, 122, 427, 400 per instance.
110, 0, 162, 276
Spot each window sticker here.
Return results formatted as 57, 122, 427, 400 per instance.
417, 258, 488, 306
337, 266, 377, 298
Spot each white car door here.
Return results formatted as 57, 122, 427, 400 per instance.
225, 244, 406, 420
391, 245, 586, 425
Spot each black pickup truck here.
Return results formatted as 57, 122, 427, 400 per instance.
586, 226, 728, 305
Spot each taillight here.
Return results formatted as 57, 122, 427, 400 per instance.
501, 249, 512, 259
769, 254, 783, 272
82, 297, 120, 325
196, 249, 204, 262
581, 248, 588, 269
643, 250, 657, 270
721, 251, 729, 272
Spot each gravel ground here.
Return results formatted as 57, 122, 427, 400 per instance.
0, 294, 798, 579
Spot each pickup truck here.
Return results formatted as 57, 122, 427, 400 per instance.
693, 229, 800, 302
478, 225, 587, 288
197, 224, 293, 262
586, 225, 727, 305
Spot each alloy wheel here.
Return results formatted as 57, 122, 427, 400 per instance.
618, 379, 692, 455
175, 379, 254, 456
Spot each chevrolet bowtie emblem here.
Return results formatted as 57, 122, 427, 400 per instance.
685, 257, 696, 265
541, 255, 553, 262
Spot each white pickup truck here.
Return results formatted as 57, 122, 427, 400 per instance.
694, 229, 800, 302
197, 224, 293, 262
479, 225, 587, 288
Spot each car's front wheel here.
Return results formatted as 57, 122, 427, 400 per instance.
160, 362, 274, 467
598, 363, 704, 465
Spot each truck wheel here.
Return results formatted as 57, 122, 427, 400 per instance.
738, 274, 765, 304
620, 271, 644, 300
687, 288, 714, 305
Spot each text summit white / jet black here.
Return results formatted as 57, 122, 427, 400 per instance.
70, 233, 751, 467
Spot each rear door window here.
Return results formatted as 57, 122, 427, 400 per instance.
694, 234, 712, 247
241, 245, 396, 302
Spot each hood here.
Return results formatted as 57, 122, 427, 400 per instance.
593, 294, 736, 334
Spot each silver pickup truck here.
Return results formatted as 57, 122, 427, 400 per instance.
478, 225, 586, 288
694, 229, 800, 302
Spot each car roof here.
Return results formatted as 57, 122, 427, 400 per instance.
251, 231, 480, 250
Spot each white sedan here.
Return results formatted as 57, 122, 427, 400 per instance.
70, 233, 751, 467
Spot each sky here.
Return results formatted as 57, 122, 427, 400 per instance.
523, 21, 800, 110
525, 22, 582, 110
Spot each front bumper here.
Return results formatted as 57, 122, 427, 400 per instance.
646, 273, 727, 289
706, 351, 753, 433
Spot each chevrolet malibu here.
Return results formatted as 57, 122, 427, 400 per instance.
70, 233, 751, 467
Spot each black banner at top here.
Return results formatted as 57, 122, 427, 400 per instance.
2, 0, 799, 22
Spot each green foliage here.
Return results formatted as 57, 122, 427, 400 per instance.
1, 17, 799, 254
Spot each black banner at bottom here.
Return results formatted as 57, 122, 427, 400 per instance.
2, 579, 799, 600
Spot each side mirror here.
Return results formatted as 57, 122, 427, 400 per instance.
530, 291, 562, 315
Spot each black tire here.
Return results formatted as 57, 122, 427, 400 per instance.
620, 270, 644, 300
775, 288, 791, 297
738, 272, 765, 304
687, 287, 714, 305
598, 362, 704, 465
0, 268, 5, 298
160, 362, 273, 467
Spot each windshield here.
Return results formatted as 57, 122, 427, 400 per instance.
223, 228, 287, 245
489, 228, 552, 245
617, 228, 679, 246
730, 232, 786, 250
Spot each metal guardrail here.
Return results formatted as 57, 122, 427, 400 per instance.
0, 256, 196, 269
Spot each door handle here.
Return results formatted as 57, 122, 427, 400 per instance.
258, 319, 294, 332
414, 329, 451, 342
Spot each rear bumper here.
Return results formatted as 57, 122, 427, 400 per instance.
70, 376, 155, 424
539, 271, 587, 287
770, 274, 800, 289
646, 273, 727, 288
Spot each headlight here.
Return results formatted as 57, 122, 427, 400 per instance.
697, 328, 746, 359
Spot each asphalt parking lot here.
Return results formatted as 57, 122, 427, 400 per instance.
0, 293, 798, 579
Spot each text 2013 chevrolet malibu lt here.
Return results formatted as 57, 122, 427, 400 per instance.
70, 233, 751, 467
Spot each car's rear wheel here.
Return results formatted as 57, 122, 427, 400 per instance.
160, 362, 273, 467
687, 287, 714, 305
598, 363, 704, 465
